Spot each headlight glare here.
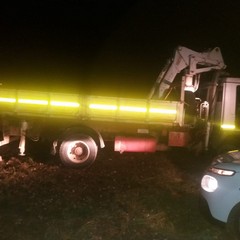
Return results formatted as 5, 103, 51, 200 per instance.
209, 167, 235, 176
201, 175, 218, 192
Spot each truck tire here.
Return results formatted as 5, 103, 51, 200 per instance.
226, 204, 240, 240
59, 134, 98, 168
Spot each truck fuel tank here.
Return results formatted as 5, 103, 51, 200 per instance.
114, 136, 157, 153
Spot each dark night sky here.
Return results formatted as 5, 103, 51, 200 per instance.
1, 0, 240, 97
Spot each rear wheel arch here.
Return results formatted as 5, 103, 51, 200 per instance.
209, 126, 240, 154
59, 125, 105, 148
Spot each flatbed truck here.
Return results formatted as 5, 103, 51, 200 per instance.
1, 46, 239, 168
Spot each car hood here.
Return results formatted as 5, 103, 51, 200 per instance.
213, 150, 240, 164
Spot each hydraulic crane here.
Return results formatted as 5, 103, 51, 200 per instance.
148, 46, 226, 99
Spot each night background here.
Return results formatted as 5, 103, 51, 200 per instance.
1, 2, 240, 239
1, 0, 240, 98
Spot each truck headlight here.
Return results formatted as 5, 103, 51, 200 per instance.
201, 175, 218, 192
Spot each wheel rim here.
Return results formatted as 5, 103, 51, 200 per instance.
66, 140, 90, 163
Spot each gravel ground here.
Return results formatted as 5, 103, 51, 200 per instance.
0, 146, 227, 240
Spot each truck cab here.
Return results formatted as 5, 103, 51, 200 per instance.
206, 77, 240, 152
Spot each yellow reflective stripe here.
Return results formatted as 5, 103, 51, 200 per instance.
18, 99, 48, 105
89, 104, 117, 110
221, 124, 235, 129
88, 105, 176, 114
149, 108, 177, 114
119, 106, 147, 112
50, 101, 80, 107
0, 97, 16, 103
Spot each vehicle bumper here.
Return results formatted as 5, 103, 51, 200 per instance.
200, 173, 240, 223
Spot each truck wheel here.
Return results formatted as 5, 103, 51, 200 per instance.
59, 134, 98, 168
226, 204, 240, 240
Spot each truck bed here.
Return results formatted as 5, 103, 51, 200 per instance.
0, 88, 180, 125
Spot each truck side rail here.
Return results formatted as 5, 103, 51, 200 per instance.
0, 88, 180, 125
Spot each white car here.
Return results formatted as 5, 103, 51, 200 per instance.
201, 150, 240, 239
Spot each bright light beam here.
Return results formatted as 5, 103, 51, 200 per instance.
89, 104, 117, 110
51, 101, 80, 107
0, 97, 16, 103
18, 99, 48, 105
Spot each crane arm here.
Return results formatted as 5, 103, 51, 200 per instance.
148, 46, 226, 99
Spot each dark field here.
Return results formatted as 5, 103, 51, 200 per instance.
0, 146, 226, 240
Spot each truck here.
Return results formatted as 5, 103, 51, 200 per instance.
0, 45, 238, 168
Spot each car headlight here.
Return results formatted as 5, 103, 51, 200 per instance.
208, 167, 235, 176
201, 175, 218, 192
